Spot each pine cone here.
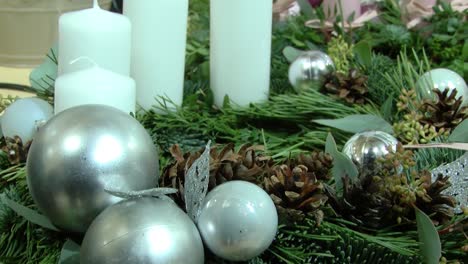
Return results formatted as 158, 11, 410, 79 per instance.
326, 174, 395, 229
420, 88, 468, 132
264, 164, 328, 223
326, 145, 456, 228
161, 143, 272, 208
416, 173, 456, 226
1, 136, 31, 165
323, 69, 369, 104
295, 151, 334, 181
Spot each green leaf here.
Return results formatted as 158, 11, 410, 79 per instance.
314, 115, 394, 134
448, 119, 468, 143
297, 0, 314, 19
29, 44, 58, 92
0, 194, 59, 231
58, 240, 81, 264
283, 46, 303, 63
462, 41, 468, 60
325, 133, 359, 196
415, 207, 441, 264
380, 97, 394, 122
354, 41, 372, 69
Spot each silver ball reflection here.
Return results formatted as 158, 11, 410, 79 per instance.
197, 181, 278, 262
288, 50, 335, 91
342, 131, 398, 175
26, 105, 159, 233
80, 197, 204, 264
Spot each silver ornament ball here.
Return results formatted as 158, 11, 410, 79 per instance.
288, 50, 335, 91
416, 68, 468, 107
342, 131, 398, 174
26, 105, 159, 233
1, 97, 53, 142
197, 181, 278, 262
80, 197, 204, 264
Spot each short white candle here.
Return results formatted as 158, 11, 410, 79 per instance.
124, 0, 189, 111
210, 0, 273, 107
54, 61, 136, 114
58, 0, 131, 76
322, 0, 361, 21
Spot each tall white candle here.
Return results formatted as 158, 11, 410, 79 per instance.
58, 0, 131, 76
210, 0, 273, 107
55, 61, 136, 114
322, 0, 361, 21
124, 0, 189, 110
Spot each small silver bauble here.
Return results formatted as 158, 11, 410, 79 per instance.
416, 68, 468, 107
1, 98, 53, 142
342, 131, 398, 174
288, 50, 335, 91
26, 105, 159, 233
80, 197, 204, 264
197, 181, 278, 262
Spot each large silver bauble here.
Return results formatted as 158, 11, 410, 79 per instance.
288, 50, 335, 91
342, 131, 398, 174
197, 181, 278, 262
416, 68, 468, 107
80, 197, 204, 264
26, 105, 159, 233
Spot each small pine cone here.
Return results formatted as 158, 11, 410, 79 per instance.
1, 136, 31, 165
161, 143, 272, 208
419, 88, 468, 132
264, 164, 328, 223
323, 69, 369, 104
296, 151, 333, 180
416, 173, 456, 225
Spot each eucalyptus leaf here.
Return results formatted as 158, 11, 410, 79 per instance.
283, 46, 304, 63
448, 119, 468, 143
297, 0, 314, 19
380, 97, 394, 122
462, 41, 468, 60
415, 207, 441, 264
0, 194, 59, 231
29, 44, 58, 92
314, 115, 393, 134
58, 240, 80, 264
354, 41, 372, 69
325, 133, 359, 196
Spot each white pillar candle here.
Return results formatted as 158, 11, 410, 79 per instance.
54, 62, 136, 114
58, 0, 131, 76
124, 0, 189, 111
210, 0, 273, 107
322, 0, 361, 21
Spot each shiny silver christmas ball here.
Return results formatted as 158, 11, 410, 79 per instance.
81, 197, 204, 264
197, 181, 278, 262
288, 50, 335, 91
26, 105, 159, 233
342, 131, 398, 174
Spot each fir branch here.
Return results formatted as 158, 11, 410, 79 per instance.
232, 89, 372, 124
265, 218, 419, 263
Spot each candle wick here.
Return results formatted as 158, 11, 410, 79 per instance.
93, 0, 100, 9
69, 57, 99, 69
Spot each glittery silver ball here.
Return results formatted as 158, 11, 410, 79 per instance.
26, 105, 159, 233
80, 197, 204, 264
197, 181, 278, 262
342, 131, 398, 174
288, 50, 335, 91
